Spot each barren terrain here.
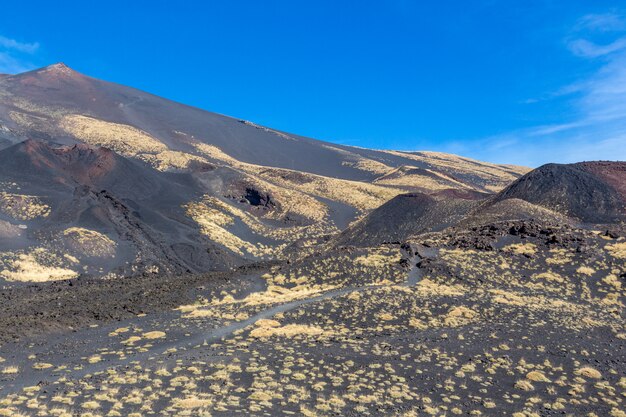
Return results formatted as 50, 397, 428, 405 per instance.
0, 64, 624, 417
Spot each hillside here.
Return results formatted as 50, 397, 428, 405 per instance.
332, 190, 485, 247
487, 162, 626, 223
0, 63, 529, 282
0, 65, 623, 417
333, 161, 626, 249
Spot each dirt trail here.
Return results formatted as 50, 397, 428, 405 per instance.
0, 285, 364, 394
1, 245, 426, 395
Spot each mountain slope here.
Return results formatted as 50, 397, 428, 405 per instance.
0, 63, 528, 186
487, 162, 626, 223
333, 162, 625, 249
0, 64, 531, 282
333, 190, 485, 247
0, 140, 241, 279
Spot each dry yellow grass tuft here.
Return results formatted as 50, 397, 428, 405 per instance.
342, 157, 393, 175
610, 408, 626, 417
9, 109, 47, 130
121, 336, 142, 345
254, 319, 281, 328
320, 144, 393, 175
576, 266, 595, 276
602, 274, 622, 291
532, 271, 564, 283
185, 202, 258, 256
443, 306, 478, 326
546, 248, 574, 265
179, 283, 338, 323
355, 249, 402, 268
254, 323, 325, 338
504, 243, 537, 256
62, 227, 116, 257
606, 242, 626, 259
378, 312, 395, 321
514, 380, 535, 391
172, 396, 213, 409
142, 331, 166, 339
0, 192, 50, 220
380, 149, 529, 191
59, 114, 206, 171
372, 162, 473, 190
108, 327, 130, 337
526, 371, 550, 383
81, 401, 100, 410
1, 366, 18, 374
575, 366, 602, 379
184, 196, 301, 257
60, 114, 166, 154
256, 167, 403, 212
250, 319, 326, 338
193, 142, 240, 165
417, 278, 466, 297
141, 149, 206, 171
408, 317, 428, 330
0, 248, 77, 282
87, 355, 101, 364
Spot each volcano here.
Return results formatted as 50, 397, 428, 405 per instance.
0, 63, 530, 281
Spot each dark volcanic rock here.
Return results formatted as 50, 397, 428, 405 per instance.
445, 220, 583, 251
0, 140, 241, 275
490, 162, 626, 223
333, 192, 481, 247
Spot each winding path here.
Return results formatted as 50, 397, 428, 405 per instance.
1, 245, 428, 395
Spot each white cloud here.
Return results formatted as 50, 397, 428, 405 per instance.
0, 52, 36, 74
576, 13, 626, 32
443, 12, 626, 167
0, 35, 39, 74
568, 37, 626, 58
0, 35, 39, 54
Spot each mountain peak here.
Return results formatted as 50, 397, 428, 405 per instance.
37, 62, 78, 76
6, 63, 85, 86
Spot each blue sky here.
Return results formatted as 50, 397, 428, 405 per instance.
1, 1, 625, 167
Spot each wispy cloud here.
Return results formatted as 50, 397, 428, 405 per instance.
0, 35, 39, 74
568, 37, 626, 58
576, 12, 626, 32
0, 36, 39, 54
447, 12, 626, 167
0, 53, 35, 74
